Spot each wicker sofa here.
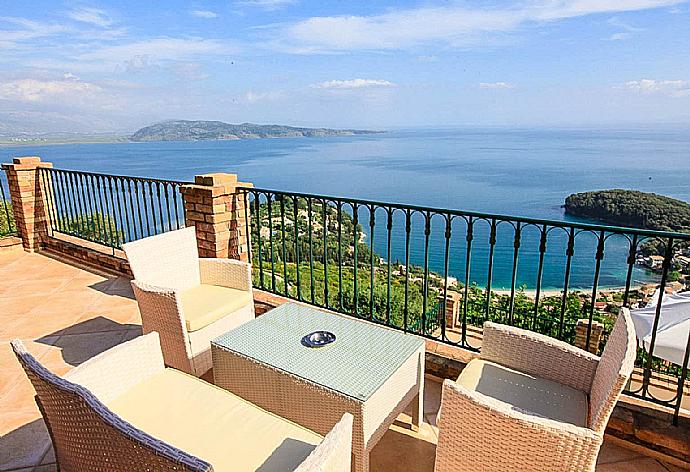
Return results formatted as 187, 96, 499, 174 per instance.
11, 332, 353, 472
123, 227, 255, 376
435, 309, 637, 472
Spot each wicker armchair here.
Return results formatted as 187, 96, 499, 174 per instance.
123, 227, 254, 376
435, 309, 636, 472
11, 332, 354, 472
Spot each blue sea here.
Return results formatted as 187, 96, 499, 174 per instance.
3, 127, 690, 290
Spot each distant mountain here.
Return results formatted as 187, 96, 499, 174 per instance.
130, 120, 381, 142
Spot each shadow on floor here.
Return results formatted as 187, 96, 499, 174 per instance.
89, 278, 135, 300
36, 317, 142, 367
0, 418, 51, 471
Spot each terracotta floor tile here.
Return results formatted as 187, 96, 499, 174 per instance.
597, 440, 646, 465
595, 458, 671, 471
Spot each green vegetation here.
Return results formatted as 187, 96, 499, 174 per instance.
564, 189, 690, 233
252, 196, 610, 345
60, 212, 123, 246
0, 201, 16, 236
130, 120, 380, 142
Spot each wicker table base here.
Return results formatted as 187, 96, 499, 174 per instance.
211, 304, 425, 472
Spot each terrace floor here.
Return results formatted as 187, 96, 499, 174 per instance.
0, 250, 686, 472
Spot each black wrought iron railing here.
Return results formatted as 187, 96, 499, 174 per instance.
38, 168, 190, 251
238, 186, 690, 423
0, 171, 18, 237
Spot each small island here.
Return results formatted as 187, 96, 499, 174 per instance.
564, 189, 690, 233
130, 120, 381, 142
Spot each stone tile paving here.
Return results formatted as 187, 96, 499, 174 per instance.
0, 251, 685, 471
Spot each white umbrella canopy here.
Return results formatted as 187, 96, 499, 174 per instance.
630, 290, 690, 366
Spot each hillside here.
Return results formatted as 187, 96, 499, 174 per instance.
130, 120, 380, 142
564, 189, 690, 233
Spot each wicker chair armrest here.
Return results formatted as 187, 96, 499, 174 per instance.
481, 322, 600, 393
435, 380, 602, 472
64, 332, 165, 404
199, 258, 252, 292
295, 413, 353, 472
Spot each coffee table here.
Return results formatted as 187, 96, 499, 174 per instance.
211, 302, 425, 472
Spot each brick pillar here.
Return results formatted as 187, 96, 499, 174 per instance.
574, 319, 604, 354
2, 156, 53, 252
180, 173, 252, 260
438, 291, 461, 329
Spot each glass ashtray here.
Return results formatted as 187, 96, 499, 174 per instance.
301, 331, 336, 348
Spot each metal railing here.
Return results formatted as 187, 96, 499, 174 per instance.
38, 168, 190, 251
239, 186, 690, 423
0, 172, 18, 237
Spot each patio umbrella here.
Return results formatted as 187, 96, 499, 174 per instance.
630, 290, 690, 366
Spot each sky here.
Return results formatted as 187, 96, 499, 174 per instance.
1, 0, 690, 133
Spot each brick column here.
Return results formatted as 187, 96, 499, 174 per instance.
2, 156, 53, 252
438, 291, 462, 329
574, 319, 604, 354
180, 173, 252, 260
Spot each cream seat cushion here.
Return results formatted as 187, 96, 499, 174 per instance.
108, 368, 322, 472
181, 284, 253, 332
458, 359, 588, 427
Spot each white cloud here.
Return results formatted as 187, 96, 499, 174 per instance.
67, 8, 113, 28
623, 79, 690, 96
479, 82, 515, 89
0, 78, 103, 103
236, 0, 296, 10
78, 37, 233, 63
191, 10, 218, 19
244, 90, 285, 102
0, 17, 70, 48
277, 0, 683, 52
311, 79, 396, 89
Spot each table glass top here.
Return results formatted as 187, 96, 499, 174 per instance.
213, 303, 424, 401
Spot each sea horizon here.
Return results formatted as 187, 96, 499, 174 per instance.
2, 126, 686, 290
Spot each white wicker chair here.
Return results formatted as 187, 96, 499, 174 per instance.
123, 227, 255, 376
12, 333, 353, 472
434, 309, 637, 472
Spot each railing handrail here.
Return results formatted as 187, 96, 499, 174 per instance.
238, 185, 690, 241
43, 167, 193, 186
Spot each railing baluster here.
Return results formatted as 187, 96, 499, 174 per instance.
120, 179, 133, 243
141, 181, 151, 237
673, 331, 690, 425
421, 213, 431, 333
280, 197, 288, 296
462, 217, 474, 347
386, 209, 393, 325
337, 202, 343, 311
442, 216, 451, 341
352, 203, 359, 317
369, 207, 376, 320
172, 183, 181, 230
267, 195, 276, 292
623, 234, 638, 307
293, 196, 301, 300
254, 194, 265, 289
403, 210, 411, 333
107, 176, 121, 249
485, 219, 497, 320
586, 231, 606, 351
164, 183, 173, 233
148, 181, 157, 235
508, 223, 521, 326
323, 200, 329, 309
558, 228, 575, 340
243, 191, 251, 264
532, 225, 548, 330
308, 198, 316, 305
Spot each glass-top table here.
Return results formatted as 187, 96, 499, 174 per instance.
213, 302, 423, 401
